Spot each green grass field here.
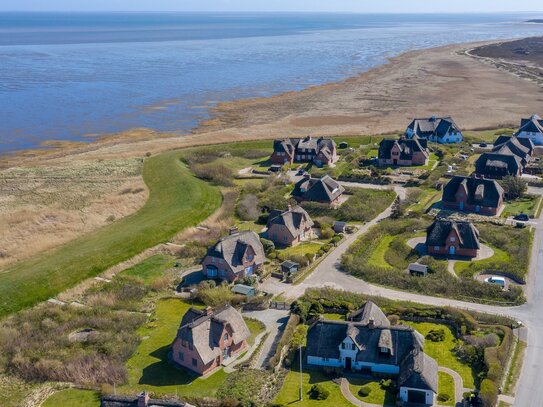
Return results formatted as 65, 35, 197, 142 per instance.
43, 389, 100, 407
0, 151, 222, 318
402, 321, 475, 388
454, 245, 510, 276
438, 371, 456, 406
348, 378, 396, 405
278, 242, 323, 258
119, 254, 176, 285
501, 196, 542, 219
274, 363, 351, 407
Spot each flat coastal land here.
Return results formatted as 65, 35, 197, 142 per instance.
1, 38, 543, 269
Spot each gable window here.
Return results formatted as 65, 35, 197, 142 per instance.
434, 246, 440, 251
192, 358, 198, 367
450, 237, 456, 242
189, 342, 194, 351
223, 333, 229, 342
211, 257, 216, 263
182, 340, 187, 347
246, 254, 254, 261
178, 352, 184, 361
380, 347, 389, 354
341, 343, 345, 349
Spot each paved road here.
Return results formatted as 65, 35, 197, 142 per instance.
259, 184, 543, 407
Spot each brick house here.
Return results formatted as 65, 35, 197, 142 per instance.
442, 175, 504, 215
426, 219, 480, 258
405, 116, 463, 144
292, 175, 345, 207
266, 205, 314, 247
306, 301, 438, 405
171, 305, 250, 376
201, 229, 265, 283
270, 137, 338, 167
377, 136, 429, 167
475, 153, 523, 179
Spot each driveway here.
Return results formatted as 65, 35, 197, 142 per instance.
242, 308, 290, 369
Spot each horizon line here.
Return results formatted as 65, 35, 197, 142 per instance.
0, 10, 542, 14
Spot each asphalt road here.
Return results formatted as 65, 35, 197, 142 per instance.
259, 185, 543, 406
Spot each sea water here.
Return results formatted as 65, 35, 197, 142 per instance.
0, 12, 542, 153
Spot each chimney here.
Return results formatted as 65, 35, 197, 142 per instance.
368, 318, 375, 329
205, 306, 213, 316
229, 226, 239, 235
137, 392, 150, 407
303, 174, 311, 180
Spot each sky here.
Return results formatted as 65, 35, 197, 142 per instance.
1, 0, 543, 13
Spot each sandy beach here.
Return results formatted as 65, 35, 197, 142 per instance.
1, 38, 542, 266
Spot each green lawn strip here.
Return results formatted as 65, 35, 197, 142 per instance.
274, 364, 351, 407
438, 372, 456, 406
454, 245, 510, 276
0, 151, 222, 318
120, 254, 176, 285
245, 318, 266, 346
501, 196, 541, 218
401, 321, 475, 388
278, 242, 323, 258
409, 187, 442, 212
462, 128, 516, 143
503, 340, 526, 395
367, 235, 395, 269
321, 313, 346, 321
42, 388, 100, 407
348, 377, 396, 405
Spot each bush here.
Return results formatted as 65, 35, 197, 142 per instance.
358, 385, 372, 397
379, 379, 393, 390
191, 162, 234, 186
236, 194, 260, 221
426, 329, 445, 342
319, 226, 335, 240
437, 393, 450, 402
479, 379, 498, 407
260, 238, 275, 254
309, 384, 330, 400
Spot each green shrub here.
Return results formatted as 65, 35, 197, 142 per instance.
309, 384, 330, 400
426, 328, 446, 342
379, 379, 393, 390
479, 379, 498, 407
437, 393, 450, 402
260, 238, 275, 254
358, 385, 372, 397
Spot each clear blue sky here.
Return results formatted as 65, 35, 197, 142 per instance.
2, 0, 543, 13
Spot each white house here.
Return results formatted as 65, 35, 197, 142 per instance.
305, 302, 438, 405
514, 114, 543, 145
405, 116, 463, 144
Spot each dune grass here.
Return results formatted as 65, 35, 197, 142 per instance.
0, 151, 222, 318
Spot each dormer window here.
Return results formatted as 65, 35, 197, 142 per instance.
223, 333, 229, 342
380, 347, 389, 354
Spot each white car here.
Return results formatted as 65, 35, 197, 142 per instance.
484, 276, 506, 289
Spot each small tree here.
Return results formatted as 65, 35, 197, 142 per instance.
309, 384, 330, 400
500, 176, 527, 200
358, 386, 372, 397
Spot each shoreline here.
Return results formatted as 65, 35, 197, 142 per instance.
1, 37, 542, 169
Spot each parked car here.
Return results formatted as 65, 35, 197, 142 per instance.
479, 143, 488, 148
514, 214, 530, 222
296, 168, 305, 176
484, 276, 506, 289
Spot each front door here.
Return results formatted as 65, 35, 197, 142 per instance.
345, 357, 352, 370
223, 347, 230, 360
245, 265, 253, 276
450, 246, 456, 255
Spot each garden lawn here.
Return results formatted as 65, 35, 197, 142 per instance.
366, 235, 395, 269
43, 389, 100, 407
321, 313, 346, 321
454, 245, 510, 277
438, 372, 456, 406
119, 254, 176, 285
401, 321, 475, 388
245, 318, 266, 346
274, 363, 351, 407
348, 378, 396, 405
278, 242, 323, 258
501, 196, 542, 219
0, 151, 221, 318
